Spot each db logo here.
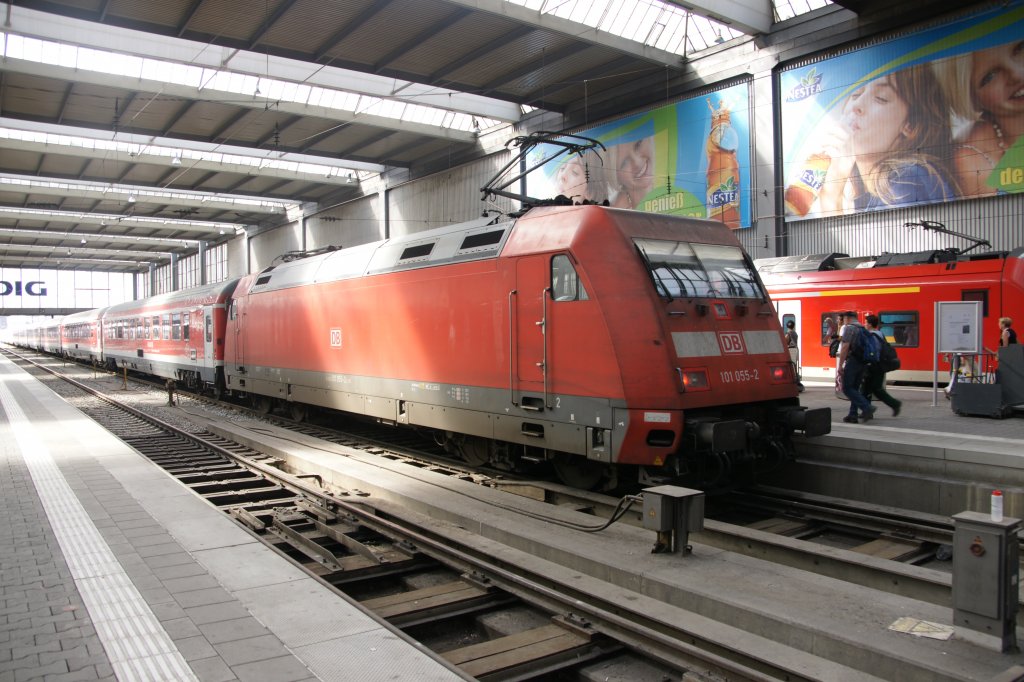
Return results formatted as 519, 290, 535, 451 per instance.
718, 331, 745, 354
329, 328, 342, 348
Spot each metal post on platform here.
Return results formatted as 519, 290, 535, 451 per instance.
952, 510, 1020, 652
932, 301, 939, 407
642, 486, 705, 555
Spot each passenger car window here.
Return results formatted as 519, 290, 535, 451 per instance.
821, 312, 842, 345
879, 311, 919, 348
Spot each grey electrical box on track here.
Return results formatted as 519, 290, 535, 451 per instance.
642, 485, 704, 555
952, 511, 1020, 652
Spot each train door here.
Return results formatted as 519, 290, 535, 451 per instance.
230, 298, 245, 370
514, 255, 547, 406
776, 299, 802, 378
202, 306, 215, 369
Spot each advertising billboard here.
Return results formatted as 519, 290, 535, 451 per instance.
526, 81, 752, 229
781, 2, 1024, 221
0, 268, 134, 311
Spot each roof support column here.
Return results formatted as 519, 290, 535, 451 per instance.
198, 241, 208, 286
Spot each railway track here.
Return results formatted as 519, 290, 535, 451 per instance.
11, 347, 1018, 625
10, 346, 855, 681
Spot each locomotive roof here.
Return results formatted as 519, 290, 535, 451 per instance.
248, 215, 515, 295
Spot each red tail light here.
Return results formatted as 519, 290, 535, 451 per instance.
768, 363, 792, 384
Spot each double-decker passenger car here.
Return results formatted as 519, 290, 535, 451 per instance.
102, 280, 239, 394
60, 307, 107, 364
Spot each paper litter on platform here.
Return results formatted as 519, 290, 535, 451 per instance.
888, 616, 955, 640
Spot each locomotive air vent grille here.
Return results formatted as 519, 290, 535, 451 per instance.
459, 230, 504, 251
255, 275, 272, 285
400, 243, 435, 260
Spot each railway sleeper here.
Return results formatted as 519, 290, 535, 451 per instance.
441, 616, 616, 681
361, 579, 516, 628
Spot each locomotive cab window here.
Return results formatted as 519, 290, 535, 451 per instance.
634, 239, 764, 300
551, 255, 588, 302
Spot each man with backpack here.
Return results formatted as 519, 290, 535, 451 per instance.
837, 311, 876, 423
862, 314, 902, 416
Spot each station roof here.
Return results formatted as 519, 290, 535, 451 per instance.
1, 0, 858, 273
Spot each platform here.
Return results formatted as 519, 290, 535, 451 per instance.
0, 355, 467, 682
779, 381, 1024, 519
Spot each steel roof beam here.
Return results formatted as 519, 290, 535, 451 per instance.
6, 5, 522, 122
0, 173, 292, 215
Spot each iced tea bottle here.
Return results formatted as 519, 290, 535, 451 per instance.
784, 152, 831, 216
705, 99, 740, 229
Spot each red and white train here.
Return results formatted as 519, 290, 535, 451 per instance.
10, 205, 830, 488
756, 247, 1024, 383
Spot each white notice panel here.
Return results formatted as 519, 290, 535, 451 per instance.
936, 301, 983, 354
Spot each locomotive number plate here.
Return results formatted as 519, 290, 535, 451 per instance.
719, 368, 759, 383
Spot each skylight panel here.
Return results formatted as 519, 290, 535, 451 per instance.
511, 0, 743, 56
774, 0, 832, 23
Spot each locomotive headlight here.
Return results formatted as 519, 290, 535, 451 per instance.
767, 363, 792, 384
681, 368, 710, 391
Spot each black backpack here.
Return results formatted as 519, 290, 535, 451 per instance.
878, 336, 900, 372
828, 336, 840, 358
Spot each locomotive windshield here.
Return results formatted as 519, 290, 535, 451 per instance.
634, 239, 764, 300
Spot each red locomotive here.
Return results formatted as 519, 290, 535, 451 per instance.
757, 237, 1024, 384
220, 203, 829, 488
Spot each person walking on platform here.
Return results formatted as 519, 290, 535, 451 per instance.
838, 311, 875, 423
999, 317, 1017, 347
862, 314, 901, 416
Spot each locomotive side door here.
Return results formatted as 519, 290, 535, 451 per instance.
514, 255, 548, 404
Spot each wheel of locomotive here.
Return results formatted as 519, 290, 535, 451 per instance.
458, 435, 491, 466
288, 402, 308, 422
551, 452, 606, 490
254, 395, 273, 415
